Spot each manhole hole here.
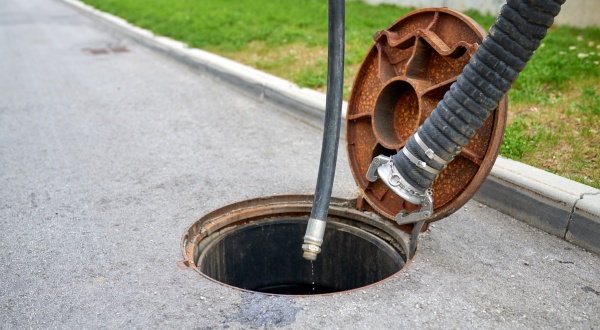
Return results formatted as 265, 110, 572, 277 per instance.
181, 195, 411, 296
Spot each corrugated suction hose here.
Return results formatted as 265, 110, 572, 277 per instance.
391, 0, 565, 193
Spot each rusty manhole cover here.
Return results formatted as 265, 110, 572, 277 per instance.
347, 8, 507, 223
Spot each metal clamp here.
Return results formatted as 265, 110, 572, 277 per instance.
414, 132, 449, 166
366, 155, 434, 225
403, 148, 441, 175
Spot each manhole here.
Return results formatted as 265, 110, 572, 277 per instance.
181, 8, 506, 296
180, 195, 411, 296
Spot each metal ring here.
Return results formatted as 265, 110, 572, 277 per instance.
389, 173, 401, 187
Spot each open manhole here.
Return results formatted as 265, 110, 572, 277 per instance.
181, 8, 506, 296
180, 195, 411, 295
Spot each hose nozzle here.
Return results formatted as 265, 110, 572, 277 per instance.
302, 218, 327, 260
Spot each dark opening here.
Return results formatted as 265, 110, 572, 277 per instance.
196, 217, 405, 295
373, 79, 419, 149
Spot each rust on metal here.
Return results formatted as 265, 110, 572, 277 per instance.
346, 8, 507, 222
177, 260, 192, 270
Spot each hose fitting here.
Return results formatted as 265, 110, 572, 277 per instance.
366, 155, 433, 224
302, 218, 327, 261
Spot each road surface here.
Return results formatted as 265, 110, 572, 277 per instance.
1, 0, 599, 328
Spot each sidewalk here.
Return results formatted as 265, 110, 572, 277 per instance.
1, 0, 598, 328
60, 0, 600, 254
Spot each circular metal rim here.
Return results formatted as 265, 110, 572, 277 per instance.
346, 7, 508, 222
181, 195, 416, 297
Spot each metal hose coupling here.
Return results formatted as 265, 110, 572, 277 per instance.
302, 218, 327, 260
366, 153, 434, 225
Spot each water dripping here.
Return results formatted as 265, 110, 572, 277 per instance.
310, 260, 315, 293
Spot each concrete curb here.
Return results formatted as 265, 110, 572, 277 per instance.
58, 0, 600, 255
476, 157, 599, 254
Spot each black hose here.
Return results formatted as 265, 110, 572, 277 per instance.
309, 0, 345, 221
391, 0, 565, 193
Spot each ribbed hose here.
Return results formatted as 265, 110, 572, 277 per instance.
391, 0, 565, 193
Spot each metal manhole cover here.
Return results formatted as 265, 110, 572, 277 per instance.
346, 8, 507, 223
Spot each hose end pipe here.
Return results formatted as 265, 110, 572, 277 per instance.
302, 218, 327, 261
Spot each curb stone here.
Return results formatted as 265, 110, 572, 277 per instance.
567, 192, 600, 254
57, 0, 600, 255
475, 157, 600, 254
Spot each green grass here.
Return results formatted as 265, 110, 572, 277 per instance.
80, 0, 600, 188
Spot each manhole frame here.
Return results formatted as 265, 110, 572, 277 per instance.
180, 195, 416, 296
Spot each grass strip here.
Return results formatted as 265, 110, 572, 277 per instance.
80, 0, 600, 188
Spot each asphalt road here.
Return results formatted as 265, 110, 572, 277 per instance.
1, 0, 599, 328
